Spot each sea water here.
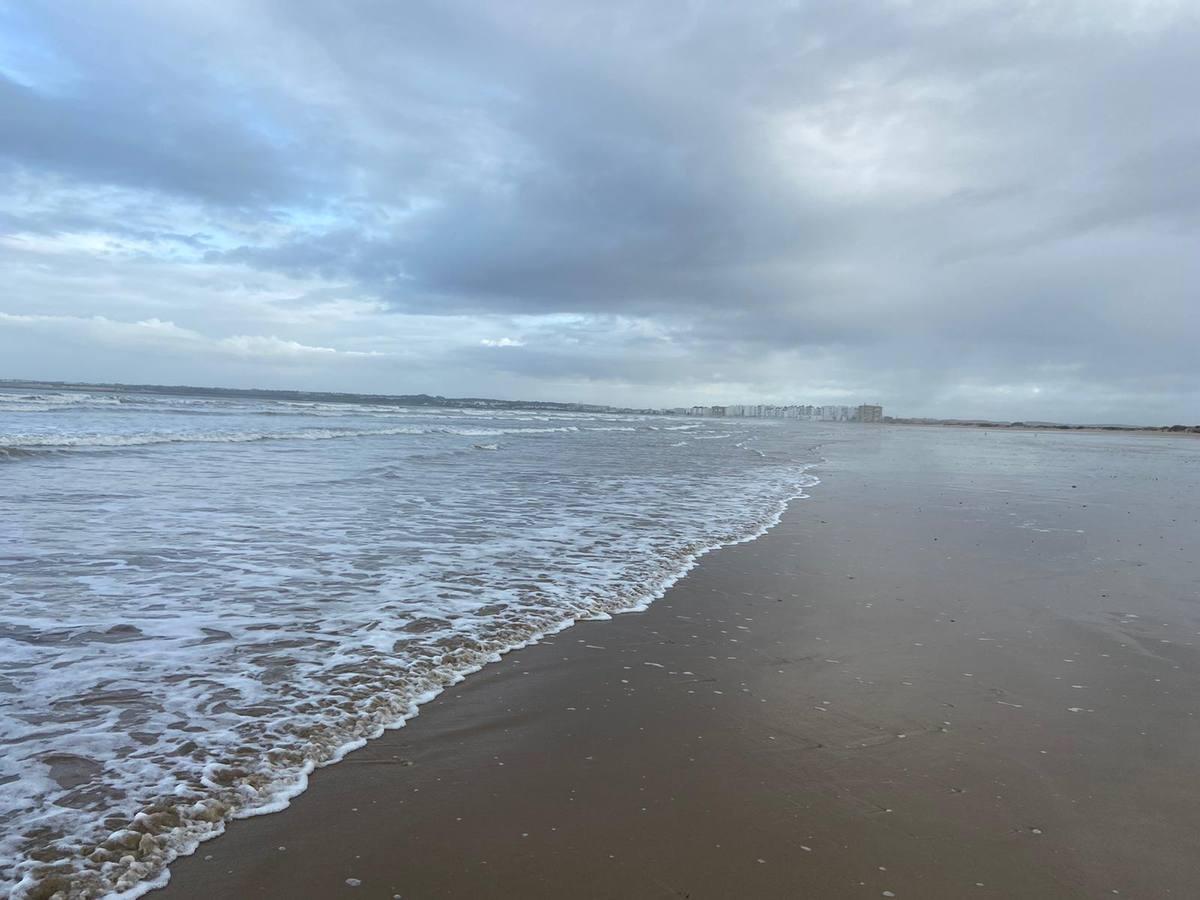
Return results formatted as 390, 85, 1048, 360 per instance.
0, 388, 822, 898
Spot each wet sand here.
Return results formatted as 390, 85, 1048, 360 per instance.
163, 428, 1200, 898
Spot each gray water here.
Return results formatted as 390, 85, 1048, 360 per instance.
0, 388, 821, 898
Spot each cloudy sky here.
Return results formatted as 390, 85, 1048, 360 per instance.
2, 1, 1198, 422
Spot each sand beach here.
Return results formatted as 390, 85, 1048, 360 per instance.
162, 428, 1200, 898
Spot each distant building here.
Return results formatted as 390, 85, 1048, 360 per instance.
674, 401, 882, 422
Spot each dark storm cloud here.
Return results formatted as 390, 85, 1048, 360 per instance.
2, 0, 1199, 421
0, 73, 304, 206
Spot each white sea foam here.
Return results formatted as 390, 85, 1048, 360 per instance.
0, 390, 822, 898
0, 423, 584, 457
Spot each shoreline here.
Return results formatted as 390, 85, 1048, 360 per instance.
26, 463, 824, 900
160, 429, 1200, 898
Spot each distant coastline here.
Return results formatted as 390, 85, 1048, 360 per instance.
884, 417, 1200, 436
0, 378, 634, 415
3, 378, 1196, 433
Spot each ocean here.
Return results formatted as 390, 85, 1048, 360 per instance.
0, 388, 821, 898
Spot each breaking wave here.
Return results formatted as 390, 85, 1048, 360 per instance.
0, 390, 822, 898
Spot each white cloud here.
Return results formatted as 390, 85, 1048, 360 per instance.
0, 311, 386, 362
218, 334, 385, 358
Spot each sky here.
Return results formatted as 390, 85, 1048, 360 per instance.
1, 1, 1198, 423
